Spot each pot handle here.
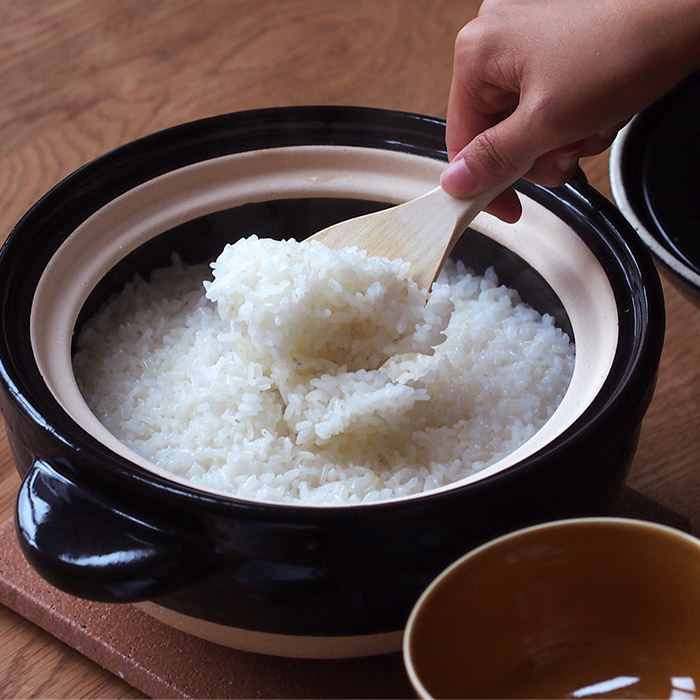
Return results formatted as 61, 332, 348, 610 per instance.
15, 457, 213, 602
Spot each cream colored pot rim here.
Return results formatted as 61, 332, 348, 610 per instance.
30, 144, 619, 506
610, 121, 700, 288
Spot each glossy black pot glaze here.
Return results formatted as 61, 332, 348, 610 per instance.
0, 106, 665, 656
610, 70, 700, 307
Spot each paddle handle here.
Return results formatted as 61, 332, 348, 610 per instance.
406, 177, 520, 289
426, 176, 520, 233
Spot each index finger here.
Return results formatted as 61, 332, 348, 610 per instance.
445, 73, 520, 162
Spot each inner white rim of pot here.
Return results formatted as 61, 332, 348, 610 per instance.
31, 145, 618, 505
610, 122, 700, 288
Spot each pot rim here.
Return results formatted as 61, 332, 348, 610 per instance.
0, 105, 665, 514
610, 98, 700, 291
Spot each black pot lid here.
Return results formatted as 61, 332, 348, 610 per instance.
610, 71, 700, 295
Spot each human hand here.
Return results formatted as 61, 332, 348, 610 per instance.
441, 0, 700, 221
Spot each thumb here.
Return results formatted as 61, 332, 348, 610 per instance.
441, 111, 538, 198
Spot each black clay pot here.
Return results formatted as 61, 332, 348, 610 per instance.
0, 106, 664, 658
610, 70, 700, 307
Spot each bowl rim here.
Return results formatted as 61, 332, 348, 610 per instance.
0, 105, 665, 514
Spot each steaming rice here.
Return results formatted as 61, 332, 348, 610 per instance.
73, 236, 575, 505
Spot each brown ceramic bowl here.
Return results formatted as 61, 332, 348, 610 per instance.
403, 517, 700, 699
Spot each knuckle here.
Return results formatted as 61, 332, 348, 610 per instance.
454, 18, 496, 63
523, 90, 562, 132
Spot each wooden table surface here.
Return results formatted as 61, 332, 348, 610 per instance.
1, 1, 699, 697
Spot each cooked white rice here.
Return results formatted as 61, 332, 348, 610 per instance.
73, 235, 575, 505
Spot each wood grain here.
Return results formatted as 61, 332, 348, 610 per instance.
1, 1, 699, 697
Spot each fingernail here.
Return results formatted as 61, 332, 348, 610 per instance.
441, 158, 477, 196
554, 150, 580, 173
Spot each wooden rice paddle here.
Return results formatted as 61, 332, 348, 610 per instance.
309, 180, 517, 290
